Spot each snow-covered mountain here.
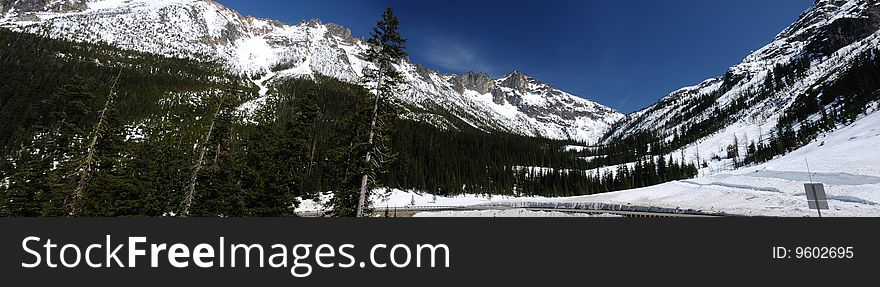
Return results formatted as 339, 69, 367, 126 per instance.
420, 0, 880, 218
445, 70, 622, 141
477, 101, 880, 217
0, 0, 622, 142
605, 0, 880, 161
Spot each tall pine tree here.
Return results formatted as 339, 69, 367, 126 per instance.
353, 7, 407, 217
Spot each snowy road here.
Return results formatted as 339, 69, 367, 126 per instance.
300, 205, 718, 218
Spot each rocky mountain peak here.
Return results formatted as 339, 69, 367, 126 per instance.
326, 22, 353, 39
450, 71, 493, 94
0, 0, 624, 142
775, 0, 878, 42
498, 70, 534, 93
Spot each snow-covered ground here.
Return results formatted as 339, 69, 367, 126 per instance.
413, 209, 622, 218
475, 109, 880, 217
295, 189, 550, 214
297, 108, 880, 217
236, 70, 275, 119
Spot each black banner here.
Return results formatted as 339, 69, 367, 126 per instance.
0, 218, 876, 285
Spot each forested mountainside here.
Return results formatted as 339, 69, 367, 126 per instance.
0, 29, 693, 216
0, 0, 622, 143
599, 0, 880, 169
5, 0, 879, 217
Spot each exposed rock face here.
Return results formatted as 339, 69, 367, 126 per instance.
804, 9, 880, 57
451, 71, 494, 95
498, 71, 530, 93
326, 23, 353, 41
218, 21, 247, 45
439, 70, 625, 140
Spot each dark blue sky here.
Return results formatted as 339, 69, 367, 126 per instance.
216, 0, 813, 113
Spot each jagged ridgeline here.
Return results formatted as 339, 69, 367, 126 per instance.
1, 28, 685, 216
598, 0, 880, 170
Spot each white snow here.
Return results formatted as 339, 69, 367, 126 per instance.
125, 124, 146, 141
757, 105, 880, 176
236, 70, 276, 119
235, 36, 278, 75
465, 89, 520, 119
563, 145, 589, 152
609, 0, 880, 155
0, 0, 622, 143
295, 189, 550, 214
493, 108, 880, 217
87, 0, 191, 11
6, 0, 876, 218
565, 0, 880, 217
413, 209, 623, 217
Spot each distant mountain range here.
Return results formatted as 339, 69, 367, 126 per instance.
604, 0, 880, 163
0, 0, 622, 143
2, 0, 879, 157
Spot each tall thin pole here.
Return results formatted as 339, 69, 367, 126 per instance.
805, 157, 821, 218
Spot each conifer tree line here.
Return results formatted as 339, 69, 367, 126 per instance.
0, 28, 255, 216
382, 119, 697, 197
742, 49, 880, 165
0, 8, 703, 217
596, 49, 880, 170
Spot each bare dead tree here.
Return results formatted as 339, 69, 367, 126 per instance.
181, 93, 226, 217
69, 70, 122, 216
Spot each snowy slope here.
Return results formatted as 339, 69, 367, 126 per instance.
446, 71, 622, 141
475, 104, 880, 217
606, 0, 880, 159
408, 0, 880, 217
0, 0, 621, 142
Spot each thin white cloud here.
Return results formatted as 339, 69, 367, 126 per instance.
421, 37, 495, 75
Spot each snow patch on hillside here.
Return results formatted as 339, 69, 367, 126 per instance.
236, 70, 276, 119
0, 0, 622, 142
498, 108, 880, 217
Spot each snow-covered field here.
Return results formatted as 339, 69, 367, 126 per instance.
295, 189, 550, 214
418, 109, 880, 217
296, 108, 880, 217
413, 209, 622, 218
